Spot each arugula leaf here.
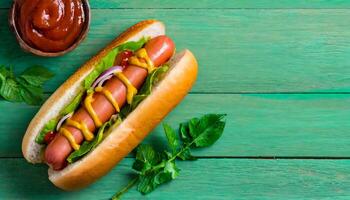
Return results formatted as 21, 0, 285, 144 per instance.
84, 37, 149, 90
113, 114, 226, 199
120, 65, 169, 118
0, 65, 53, 105
163, 123, 179, 154
67, 115, 122, 163
35, 118, 58, 144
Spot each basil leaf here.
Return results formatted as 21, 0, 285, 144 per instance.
0, 65, 53, 105
20, 65, 54, 86
153, 161, 179, 185
113, 114, 226, 199
179, 122, 191, 144
67, 115, 122, 163
137, 174, 157, 194
163, 123, 179, 154
135, 144, 160, 167
177, 147, 196, 161
0, 65, 14, 79
137, 161, 179, 194
189, 114, 226, 148
163, 161, 179, 180
0, 77, 23, 102
35, 119, 58, 144
84, 37, 149, 89
60, 91, 84, 115
18, 78, 44, 105
0, 66, 21, 102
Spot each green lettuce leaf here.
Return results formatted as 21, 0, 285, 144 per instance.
83, 37, 149, 90
67, 115, 122, 163
120, 65, 169, 118
60, 92, 84, 115
35, 118, 58, 144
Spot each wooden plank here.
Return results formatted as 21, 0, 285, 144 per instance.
2, 9, 350, 93
1, 158, 350, 199
3, 0, 350, 9
2, 94, 350, 157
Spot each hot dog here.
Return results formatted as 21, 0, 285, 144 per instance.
45, 35, 175, 170
22, 20, 198, 190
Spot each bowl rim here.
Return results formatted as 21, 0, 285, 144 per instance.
8, 0, 91, 57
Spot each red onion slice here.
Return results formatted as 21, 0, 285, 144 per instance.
91, 66, 123, 89
97, 75, 113, 88
56, 112, 73, 131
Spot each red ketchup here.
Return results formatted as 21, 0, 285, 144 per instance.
17, 0, 86, 52
114, 50, 134, 68
44, 131, 57, 144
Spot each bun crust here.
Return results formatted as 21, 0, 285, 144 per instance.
22, 20, 198, 190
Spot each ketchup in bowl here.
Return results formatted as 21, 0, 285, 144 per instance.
16, 0, 86, 53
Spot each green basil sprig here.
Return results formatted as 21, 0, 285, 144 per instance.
0, 65, 53, 105
112, 114, 226, 199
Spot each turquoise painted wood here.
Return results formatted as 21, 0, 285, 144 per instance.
2, 158, 350, 199
2, 9, 350, 93
2, 94, 350, 158
4, 0, 350, 9
1, 0, 350, 199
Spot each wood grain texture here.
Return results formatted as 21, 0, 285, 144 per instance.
2, 94, 350, 158
1, 9, 350, 93
1, 158, 350, 199
1, 1, 350, 199
3, 0, 350, 9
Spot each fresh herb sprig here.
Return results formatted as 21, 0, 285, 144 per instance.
112, 114, 226, 199
0, 65, 54, 105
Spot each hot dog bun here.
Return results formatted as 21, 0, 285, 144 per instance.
22, 20, 198, 190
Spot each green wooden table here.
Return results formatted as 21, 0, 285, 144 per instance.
2, 0, 350, 199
